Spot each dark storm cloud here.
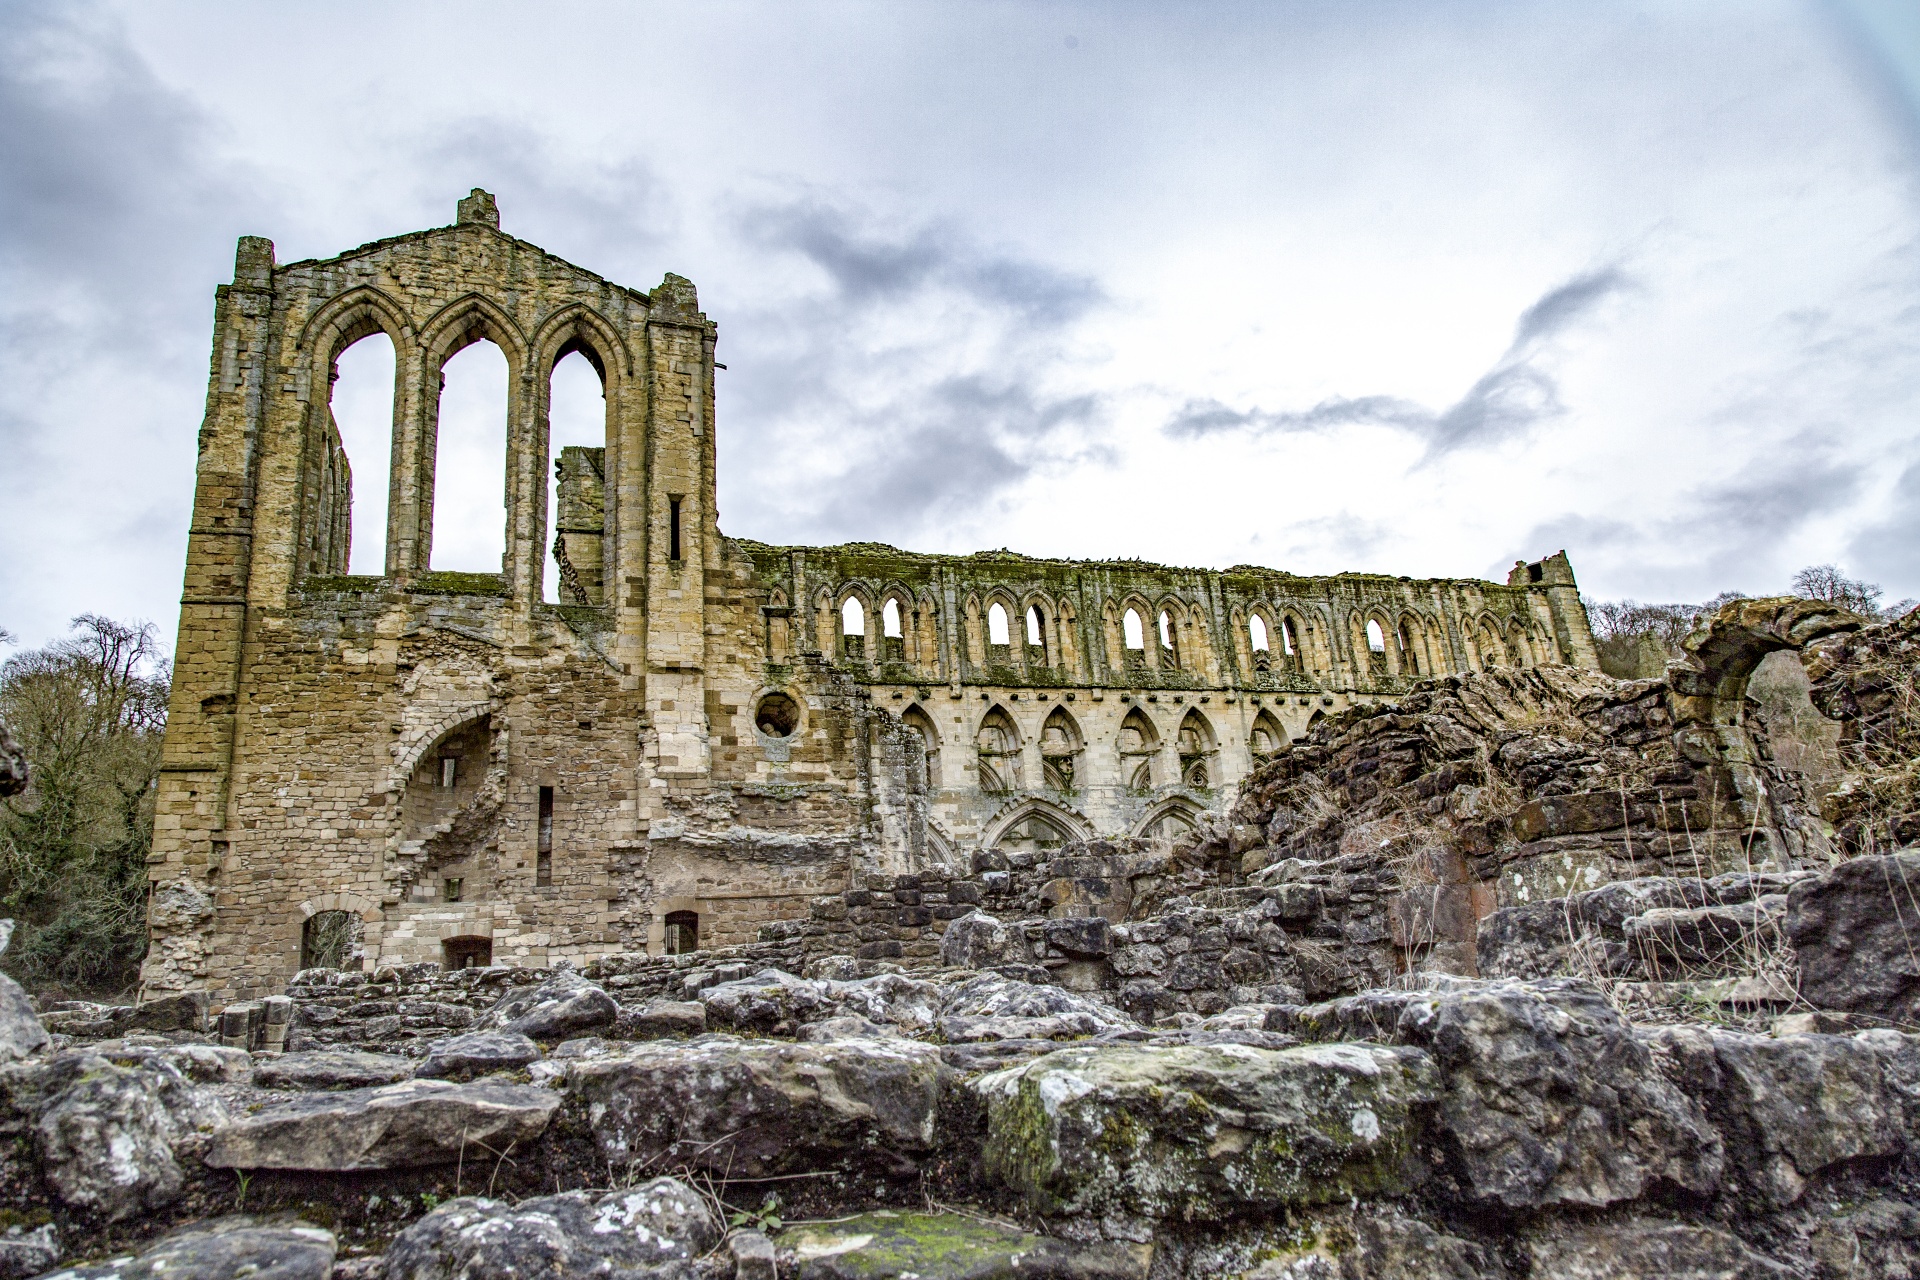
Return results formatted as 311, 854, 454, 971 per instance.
717, 198, 1109, 545
0, 7, 262, 326
738, 200, 1103, 325
1165, 268, 1629, 462
0, 4, 275, 647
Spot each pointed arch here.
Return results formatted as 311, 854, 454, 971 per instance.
301, 284, 417, 376
1118, 705, 1160, 790
1176, 708, 1217, 788
1477, 616, 1508, 670
1155, 598, 1183, 671
1022, 594, 1055, 668
1131, 796, 1203, 842
975, 704, 1022, 794
1250, 708, 1287, 761
982, 796, 1094, 851
419, 292, 530, 369
529, 301, 633, 382
297, 286, 417, 579
1507, 618, 1533, 667
1397, 613, 1425, 677
1038, 705, 1084, 791
901, 703, 941, 790
839, 587, 872, 660
915, 590, 943, 672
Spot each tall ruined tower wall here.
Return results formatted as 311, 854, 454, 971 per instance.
145, 194, 1600, 1001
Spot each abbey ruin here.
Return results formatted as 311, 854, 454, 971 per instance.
144, 192, 1599, 1001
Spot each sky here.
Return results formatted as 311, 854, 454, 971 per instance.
2, 0, 1917, 653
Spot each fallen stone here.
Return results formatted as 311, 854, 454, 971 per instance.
253, 1050, 414, 1091
730, 1229, 776, 1280
618, 1000, 705, 1038
825, 973, 944, 1030
700, 970, 833, 1034
476, 971, 617, 1041
124, 992, 209, 1036
566, 1035, 948, 1178
978, 1040, 1438, 1221
1706, 1029, 1904, 1208
1523, 1218, 1789, 1279
1395, 980, 1723, 1208
40, 1222, 336, 1280
1786, 851, 1920, 1023
0, 1225, 58, 1279
90, 1042, 252, 1083
779, 1210, 1148, 1279
35, 1064, 183, 1221
937, 973, 1131, 1042
0, 972, 48, 1066
204, 1079, 559, 1171
382, 1180, 718, 1280
1622, 902, 1774, 972
940, 911, 1014, 969
416, 1031, 541, 1081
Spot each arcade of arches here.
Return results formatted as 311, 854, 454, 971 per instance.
143, 192, 1603, 1000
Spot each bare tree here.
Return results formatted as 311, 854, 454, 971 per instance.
0, 616, 168, 994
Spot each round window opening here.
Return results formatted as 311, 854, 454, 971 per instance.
755, 692, 800, 738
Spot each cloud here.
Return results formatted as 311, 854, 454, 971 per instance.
1165, 267, 1629, 462
0, 4, 274, 647
1517, 436, 1866, 598
715, 197, 1110, 545
738, 199, 1103, 326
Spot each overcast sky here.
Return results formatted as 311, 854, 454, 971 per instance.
3, 1, 1917, 652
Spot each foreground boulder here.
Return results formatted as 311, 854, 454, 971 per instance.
1787, 850, 1920, 1022
253, 1050, 414, 1091
1522, 1218, 1788, 1280
1659, 1026, 1908, 1209
1395, 980, 1723, 1207
565, 1035, 947, 1178
977, 1041, 1437, 1221
384, 1180, 718, 1280
937, 973, 1132, 1042
204, 1079, 559, 1171
41, 1221, 336, 1280
0, 972, 48, 1065
476, 971, 618, 1041
778, 1210, 1148, 1279
416, 1032, 542, 1081
35, 1064, 185, 1221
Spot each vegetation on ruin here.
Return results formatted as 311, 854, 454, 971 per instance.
1585, 563, 1914, 681
0, 616, 166, 995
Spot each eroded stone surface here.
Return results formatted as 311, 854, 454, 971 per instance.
253, 1050, 414, 1091
38, 1222, 336, 1280
778, 1211, 1148, 1279
566, 1035, 948, 1178
383, 1181, 717, 1280
204, 1079, 558, 1171
978, 1040, 1438, 1220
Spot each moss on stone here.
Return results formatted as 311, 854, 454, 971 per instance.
407, 571, 509, 598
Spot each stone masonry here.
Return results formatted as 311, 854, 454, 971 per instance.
145, 191, 1600, 1001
